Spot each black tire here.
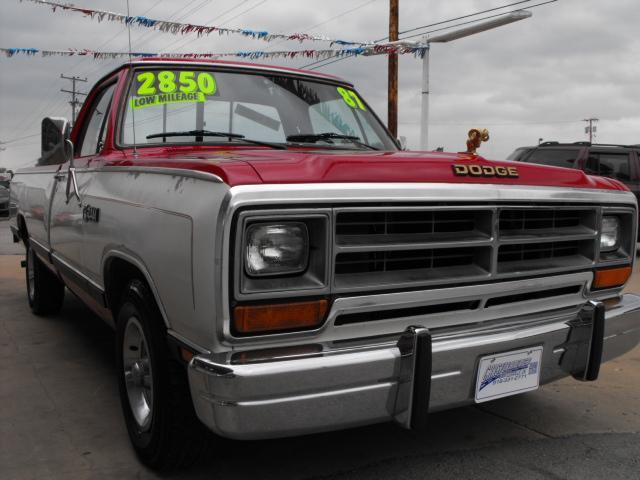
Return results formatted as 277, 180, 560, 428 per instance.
25, 241, 65, 315
115, 279, 211, 471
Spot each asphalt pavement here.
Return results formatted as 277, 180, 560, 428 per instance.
0, 219, 639, 480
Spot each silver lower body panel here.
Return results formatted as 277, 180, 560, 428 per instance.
188, 293, 640, 440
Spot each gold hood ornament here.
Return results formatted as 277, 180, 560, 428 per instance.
465, 128, 490, 155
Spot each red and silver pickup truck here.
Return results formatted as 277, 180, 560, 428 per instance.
9, 58, 640, 470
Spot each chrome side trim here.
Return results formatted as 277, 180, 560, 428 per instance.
52, 252, 104, 292
12, 167, 61, 175
432, 371, 462, 380
29, 236, 50, 257
94, 166, 224, 183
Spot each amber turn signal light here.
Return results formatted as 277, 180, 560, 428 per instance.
180, 347, 195, 363
233, 299, 328, 334
593, 266, 632, 289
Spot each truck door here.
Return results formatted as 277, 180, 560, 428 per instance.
49, 82, 116, 294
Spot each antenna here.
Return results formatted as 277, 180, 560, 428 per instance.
125, 0, 138, 157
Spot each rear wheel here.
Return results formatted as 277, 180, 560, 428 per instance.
116, 279, 211, 470
25, 242, 65, 315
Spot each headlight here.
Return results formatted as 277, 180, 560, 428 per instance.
600, 216, 620, 251
245, 222, 309, 276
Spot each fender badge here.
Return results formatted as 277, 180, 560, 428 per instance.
452, 164, 519, 178
82, 204, 100, 223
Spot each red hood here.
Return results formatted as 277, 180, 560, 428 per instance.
108, 148, 628, 191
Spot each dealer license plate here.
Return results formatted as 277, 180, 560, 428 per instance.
474, 346, 543, 403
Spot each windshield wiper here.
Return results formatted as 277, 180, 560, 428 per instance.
286, 132, 379, 150
145, 130, 286, 149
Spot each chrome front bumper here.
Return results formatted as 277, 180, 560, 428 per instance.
188, 294, 640, 440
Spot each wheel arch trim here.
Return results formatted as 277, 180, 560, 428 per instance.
102, 249, 171, 329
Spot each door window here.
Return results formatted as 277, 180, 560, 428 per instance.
522, 148, 580, 168
78, 83, 116, 157
584, 152, 631, 180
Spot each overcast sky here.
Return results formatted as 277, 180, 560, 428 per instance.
1, 0, 639, 171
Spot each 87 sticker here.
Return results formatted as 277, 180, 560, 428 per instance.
337, 87, 366, 110
131, 70, 217, 109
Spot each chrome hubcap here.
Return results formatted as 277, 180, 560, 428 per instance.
27, 248, 35, 301
122, 317, 153, 431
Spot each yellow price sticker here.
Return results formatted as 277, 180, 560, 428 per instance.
131, 91, 206, 110
136, 70, 217, 97
337, 87, 366, 110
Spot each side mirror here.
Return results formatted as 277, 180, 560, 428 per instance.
40, 117, 72, 166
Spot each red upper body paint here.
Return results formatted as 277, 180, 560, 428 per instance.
69, 59, 628, 193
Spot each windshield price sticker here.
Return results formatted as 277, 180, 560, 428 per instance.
131, 91, 205, 110
337, 87, 366, 111
132, 70, 217, 109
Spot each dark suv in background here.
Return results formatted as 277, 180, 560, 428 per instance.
510, 142, 640, 240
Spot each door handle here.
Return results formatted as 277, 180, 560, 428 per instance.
65, 167, 82, 205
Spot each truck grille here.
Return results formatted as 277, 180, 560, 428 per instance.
333, 206, 598, 292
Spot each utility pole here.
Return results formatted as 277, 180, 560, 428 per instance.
388, 0, 399, 138
60, 74, 88, 125
583, 118, 598, 143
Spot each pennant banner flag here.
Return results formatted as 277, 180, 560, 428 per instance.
20, 0, 369, 47
0, 43, 428, 61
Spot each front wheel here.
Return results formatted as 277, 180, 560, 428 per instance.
116, 279, 211, 470
25, 242, 65, 315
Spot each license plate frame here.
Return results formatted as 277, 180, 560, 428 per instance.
474, 346, 543, 403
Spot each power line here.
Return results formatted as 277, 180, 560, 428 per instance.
264, 0, 380, 52
32, 0, 169, 112
396, 0, 534, 38
399, 0, 557, 41
165, 0, 267, 53
60, 74, 88, 124
7, 95, 68, 139
401, 119, 582, 126
304, 0, 557, 70
74, 0, 198, 81
0, 140, 40, 150
219, 0, 270, 27
0, 133, 40, 144
3, 0, 168, 137
172, 0, 214, 23
162, 0, 253, 52
302, 0, 532, 70
67, 0, 167, 73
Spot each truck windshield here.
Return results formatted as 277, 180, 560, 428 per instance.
121, 68, 398, 151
